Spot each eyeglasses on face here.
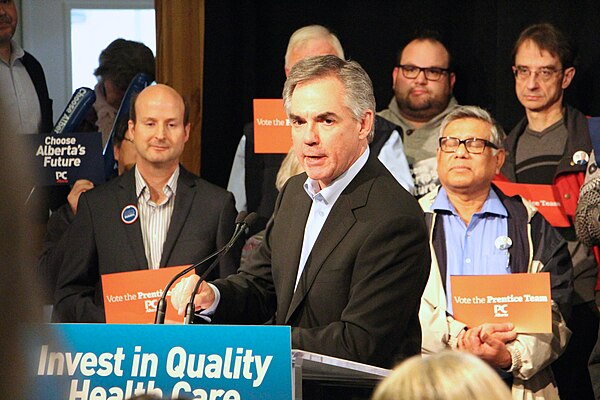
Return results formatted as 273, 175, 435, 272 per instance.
512, 66, 563, 82
438, 136, 498, 154
123, 137, 134, 144
398, 64, 450, 81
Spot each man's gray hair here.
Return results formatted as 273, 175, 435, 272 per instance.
439, 105, 505, 149
283, 55, 376, 142
284, 25, 345, 70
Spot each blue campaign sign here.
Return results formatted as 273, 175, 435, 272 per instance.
21, 132, 105, 186
29, 324, 292, 400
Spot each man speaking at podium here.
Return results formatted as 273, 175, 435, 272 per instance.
54, 84, 240, 323
172, 56, 429, 369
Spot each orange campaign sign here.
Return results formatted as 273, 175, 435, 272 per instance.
493, 180, 570, 228
451, 272, 552, 333
101, 265, 194, 324
253, 99, 292, 154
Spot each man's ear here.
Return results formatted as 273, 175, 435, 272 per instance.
184, 123, 191, 143
495, 149, 506, 174
449, 72, 456, 91
562, 67, 576, 89
113, 144, 120, 162
358, 109, 375, 141
392, 66, 400, 87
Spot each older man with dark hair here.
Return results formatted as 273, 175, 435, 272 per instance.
420, 105, 572, 398
173, 55, 429, 370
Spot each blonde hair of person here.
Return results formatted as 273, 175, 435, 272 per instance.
284, 25, 345, 70
372, 351, 512, 400
275, 147, 304, 191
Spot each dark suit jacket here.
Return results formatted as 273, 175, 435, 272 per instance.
212, 155, 430, 369
53, 166, 241, 322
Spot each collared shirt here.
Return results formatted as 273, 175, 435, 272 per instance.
296, 147, 370, 290
432, 187, 510, 314
135, 166, 179, 270
0, 40, 43, 134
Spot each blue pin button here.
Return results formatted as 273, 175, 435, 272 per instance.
121, 205, 139, 224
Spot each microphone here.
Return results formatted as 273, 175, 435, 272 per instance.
184, 212, 258, 324
154, 211, 251, 324
52, 87, 96, 134
575, 175, 600, 247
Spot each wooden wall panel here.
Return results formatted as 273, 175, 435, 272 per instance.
155, 0, 204, 174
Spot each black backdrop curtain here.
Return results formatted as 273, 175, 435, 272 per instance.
201, 0, 600, 188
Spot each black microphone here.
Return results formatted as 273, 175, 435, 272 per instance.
184, 212, 258, 324
154, 211, 249, 324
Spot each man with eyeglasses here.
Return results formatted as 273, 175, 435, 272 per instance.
500, 23, 598, 400
419, 105, 572, 399
378, 30, 458, 197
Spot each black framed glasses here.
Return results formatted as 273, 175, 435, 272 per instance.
439, 136, 498, 154
512, 66, 563, 82
398, 65, 450, 81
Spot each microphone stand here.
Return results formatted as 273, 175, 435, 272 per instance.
184, 212, 257, 324
154, 212, 247, 324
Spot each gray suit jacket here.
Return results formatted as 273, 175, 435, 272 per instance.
211, 155, 430, 369
53, 166, 240, 322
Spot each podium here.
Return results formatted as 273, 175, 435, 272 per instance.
292, 350, 390, 399
28, 324, 390, 400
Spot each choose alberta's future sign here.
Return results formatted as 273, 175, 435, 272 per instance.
29, 324, 292, 400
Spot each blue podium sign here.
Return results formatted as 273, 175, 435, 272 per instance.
30, 324, 292, 400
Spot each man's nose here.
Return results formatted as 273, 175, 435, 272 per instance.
414, 69, 428, 84
303, 121, 318, 144
526, 72, 540, 89
454, 142, 469, 157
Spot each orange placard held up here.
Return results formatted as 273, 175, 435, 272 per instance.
451, 273, 552, 333
253, 99, 292, 154
493, 180, 570, 227
101, 265, 194, 324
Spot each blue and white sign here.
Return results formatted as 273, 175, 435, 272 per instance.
29, 324, 292, 400
20, 132, 105, 185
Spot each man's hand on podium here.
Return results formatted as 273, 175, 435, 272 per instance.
170, 274, 216, 316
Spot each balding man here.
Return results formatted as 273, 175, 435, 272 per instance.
228, 25, 412, 233
53, 84, 240, 322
